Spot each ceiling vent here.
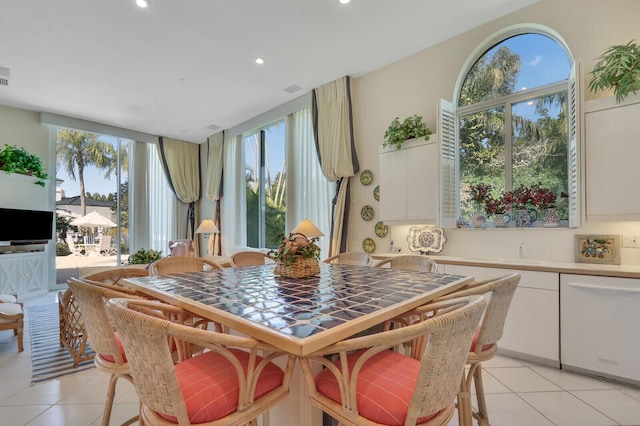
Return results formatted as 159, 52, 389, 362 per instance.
283, 84, 302, 94
0, 67, 9, 86
206, 124, 221, 131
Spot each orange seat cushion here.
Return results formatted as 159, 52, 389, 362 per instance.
159, 348, 285, 424
470, 325, 495, 353
100, 332, 127, 363
315, 349, 441, 425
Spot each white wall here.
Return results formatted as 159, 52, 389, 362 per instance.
348, 0, 640, 265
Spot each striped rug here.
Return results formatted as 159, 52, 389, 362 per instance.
27, 303, 95, 384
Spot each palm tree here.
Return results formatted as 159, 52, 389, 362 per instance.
56, 129, 116, 215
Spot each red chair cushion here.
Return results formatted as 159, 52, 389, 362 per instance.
160, 348, 285, 424
315, 349, 441, 425
100, 332, 127, 363
470, 325, 495, 353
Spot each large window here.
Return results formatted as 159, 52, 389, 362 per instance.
243, 121, 286, 249
455, 31, 575, 225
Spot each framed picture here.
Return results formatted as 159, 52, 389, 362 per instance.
575, 235, 621, 265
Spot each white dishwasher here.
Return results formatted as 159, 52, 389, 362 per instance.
560, 273, 640, 385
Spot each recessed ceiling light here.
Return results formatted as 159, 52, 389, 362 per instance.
136, 0, 150, 8
340, 0, 351, 4
255, 58, 265, 65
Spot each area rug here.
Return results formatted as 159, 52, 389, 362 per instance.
27, 303, 94, 384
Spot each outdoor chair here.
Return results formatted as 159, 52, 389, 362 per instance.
0, 294, 24, 352
229, 251, 274, 268
375, 254, 438, 272
105, 297, 296, 426
299, 295, 486, 426
66, 235, 85, 256
97, 235, 114, 256
322, 252, 372, 266
59, 268, 149, 368
148, 256, 222, 276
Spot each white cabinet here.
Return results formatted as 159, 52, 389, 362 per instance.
585, 94, 640, 220
443, 264, 560, 366
0, 251, 48, 298
560, 274, 640, 384
379, 135, 438, 223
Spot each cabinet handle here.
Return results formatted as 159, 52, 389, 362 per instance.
567, 282, 640, 294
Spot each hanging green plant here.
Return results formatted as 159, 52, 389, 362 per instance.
588, 40, 640, 103
0, 144, 49, 187
383, 115, 432, 150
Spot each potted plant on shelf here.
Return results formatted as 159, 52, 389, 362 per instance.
502, 184, 537, 227
588, 39, 640, 103
270, 233, 321, 278
530, 184, 560, 227
383, 115, 432, 150
0, 144, 49, 187
128, 248, 163, 267
484, 194, 511, 228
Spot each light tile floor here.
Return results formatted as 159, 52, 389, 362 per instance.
1, 291, 639, 425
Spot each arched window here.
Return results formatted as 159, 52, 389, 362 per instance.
441, 26, 578, 228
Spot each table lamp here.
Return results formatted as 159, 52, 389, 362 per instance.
291, 218, 324, 237
195, 219, 219, 238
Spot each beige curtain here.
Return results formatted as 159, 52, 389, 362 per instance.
205, 131, 224, 256
312, 76, 358, 256
157, 137, 201, 254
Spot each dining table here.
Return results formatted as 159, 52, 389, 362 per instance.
122, 262, 473, 426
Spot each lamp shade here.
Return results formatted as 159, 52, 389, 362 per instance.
195, 219, 219, 235
291, 219, 324, 237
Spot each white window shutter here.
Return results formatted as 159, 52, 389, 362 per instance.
568, 61, 580, 228
438, 98, 457, 228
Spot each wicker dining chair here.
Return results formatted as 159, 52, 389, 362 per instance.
0, 294, 24, 352
66, 277, 147, 426
435, 273, 520, 426
148, 256, 222, 276
59, 267, 150, 368
299, 295, 486, 426
375, 254, 439, 272
322, 252, 372, 266
229, 251, 274, 267
105, 297, 296, 426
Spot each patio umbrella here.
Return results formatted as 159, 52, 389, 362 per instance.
70, 210, 117, 228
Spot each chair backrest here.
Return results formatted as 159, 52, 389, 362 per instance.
66, 235, 81, 255
148, 256, 221, 276
323, 252, 372, 266
105, 297, 296, 425
375, 255, 438, 272
229, 251, 273, 267
98, 235, 112, 252
84, 267, 150, 287
168, 239, 195, 257
66, 278, 131, 366
439, 273, 520, 352
301, 295, 486, 425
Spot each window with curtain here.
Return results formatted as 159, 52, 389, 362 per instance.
223, 106, 334, 256
244, 121, 286, 249
447, 29, 577, 227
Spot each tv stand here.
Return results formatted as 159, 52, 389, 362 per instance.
0, 250, 47, 298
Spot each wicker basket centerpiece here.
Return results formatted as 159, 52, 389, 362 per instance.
271, 233, 321, 278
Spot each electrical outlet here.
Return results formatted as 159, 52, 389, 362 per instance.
622, 235, 640, 248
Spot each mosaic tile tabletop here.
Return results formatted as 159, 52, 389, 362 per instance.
124, 263, 469, 354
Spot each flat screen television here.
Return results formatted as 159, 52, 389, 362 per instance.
0, 208, 54, 244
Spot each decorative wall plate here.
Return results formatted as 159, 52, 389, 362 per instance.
373, 185, 380, 201
362, 238, 376, 253
374, 221, 388, 237
360, 169, 373, 185
361, 205, 374, 221
406, 226, 447, 253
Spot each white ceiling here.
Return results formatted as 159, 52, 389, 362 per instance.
0, 0, 537, 143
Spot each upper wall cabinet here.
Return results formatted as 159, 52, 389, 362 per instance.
585, 94, 640, 220
379, 135, 438, 224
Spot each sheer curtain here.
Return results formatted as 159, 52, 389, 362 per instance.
286, 108, 334, 258
130, 141, 183, 255
220, 134, 246, 255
